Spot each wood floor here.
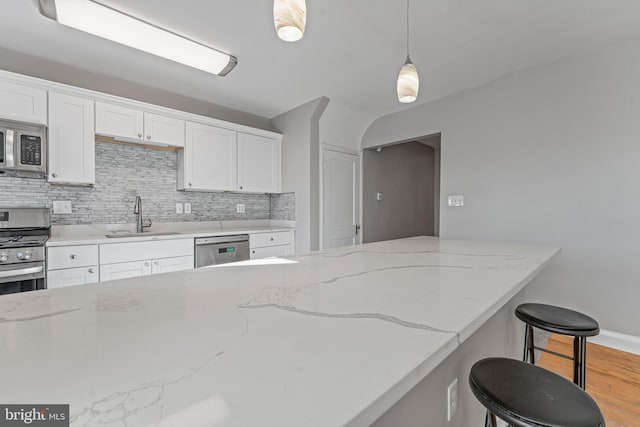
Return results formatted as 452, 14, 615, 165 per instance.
538, 335, 640, 427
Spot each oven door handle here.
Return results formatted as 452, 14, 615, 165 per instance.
0, 266, 43, 279
5, 129, 14, 167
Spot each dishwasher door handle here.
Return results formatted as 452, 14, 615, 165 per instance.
195, 235, 249, 245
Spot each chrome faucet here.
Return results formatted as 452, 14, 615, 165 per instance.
133, 196, 152, 233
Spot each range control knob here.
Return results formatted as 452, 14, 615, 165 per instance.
16, 251, 32, 261
0, 253, 8, 263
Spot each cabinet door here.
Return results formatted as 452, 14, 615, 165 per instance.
47, 266, 99, 289
184, 122, 237, 191
143, 113, 185, 147
0, 81, 47, 124
237, 133, 281, 193
250, 245, 293, 260
151, 256, 194, 274
48, 92, 95, 185
100, 260, 152, 282
95, 102, 144, 141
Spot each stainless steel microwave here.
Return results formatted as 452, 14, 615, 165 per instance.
0, 120, 47, 178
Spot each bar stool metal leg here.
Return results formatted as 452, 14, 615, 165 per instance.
580, 336, 587, 389
484, 411, 497, 427
522, 324, 530, 361
573, 336, 580, 386
527, 325, 535, 364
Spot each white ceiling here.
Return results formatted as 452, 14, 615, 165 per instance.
2, 0, 640, 121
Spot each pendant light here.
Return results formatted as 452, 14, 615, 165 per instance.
274, 0, 307, 42
397, 0, 419, 103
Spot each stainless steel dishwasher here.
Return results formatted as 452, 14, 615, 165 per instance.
195, 235, 250, 268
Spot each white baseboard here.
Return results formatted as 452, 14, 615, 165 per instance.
590, 329, 640, 355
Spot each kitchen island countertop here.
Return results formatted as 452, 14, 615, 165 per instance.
0, 237, 558, 427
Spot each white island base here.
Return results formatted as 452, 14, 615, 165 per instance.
0, 237, 558, 427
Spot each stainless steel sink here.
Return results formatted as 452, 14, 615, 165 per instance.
105, 232, 181, 238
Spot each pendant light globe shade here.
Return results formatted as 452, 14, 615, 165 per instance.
274, 0, 306, 42
397, 56, 419, 103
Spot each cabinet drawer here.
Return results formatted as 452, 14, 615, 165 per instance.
100, 239, 193, 264
48, 245, 99, 270
250, 231, 293, 249
250, 245, 292, 260
47, 266, 98, 289
100, 260, 151, 282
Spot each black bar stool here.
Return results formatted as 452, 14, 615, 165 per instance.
515, 303, 599, 389
470, 357, 605, 427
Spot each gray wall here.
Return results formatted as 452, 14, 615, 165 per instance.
0, 141, 294, 224
363, 142, 436, 243
363, 34, 640, 337
273, 97, 329, 253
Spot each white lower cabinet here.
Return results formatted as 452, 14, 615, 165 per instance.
151, 256, 193, 274
250, 231, 295, 260
100, 260, 152, 282
99, 239, 194, 283
47, 244, 99, 289
47, 266, 99, 289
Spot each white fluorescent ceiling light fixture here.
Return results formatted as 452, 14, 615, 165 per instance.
38, 0, 237, 76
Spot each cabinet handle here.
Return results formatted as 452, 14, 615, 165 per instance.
88, 268, 95, 274
69, 254, 77, 259
144, 262, 150, 267
188, 183, 192, 187
240, 186, 243, 190
52, 173, 58, 178
252, 250, 255, 254
270, 238, 274, 242
154, 261, 159, 266
147, 135, 151, 140
137, 132, 142, 138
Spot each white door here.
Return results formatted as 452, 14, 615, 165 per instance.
237, 133, 281, 193
143, 113, 185, 147
184, 122, 237, 191
47, 266, 99, 289
95, 102, 144, 141
48, 92, 95, 185
323, 148, 360, 249
100, 260, 152, 282
151, 256, 194, 274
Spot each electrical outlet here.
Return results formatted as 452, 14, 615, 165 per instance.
175, 203, 183, 214
52, 201, 72, 214
236, 204, 245, 213
447, 195, 464, 207
184, 203, 191, 214
376, 192, 383, 201
447, 378, 458, 421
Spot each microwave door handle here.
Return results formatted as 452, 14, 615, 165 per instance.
0, 266, 43, 279
5, 129, 14, 167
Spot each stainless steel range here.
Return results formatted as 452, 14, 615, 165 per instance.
0, 208, 50, 295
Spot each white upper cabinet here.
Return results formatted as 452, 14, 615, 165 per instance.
144, 112, 185, 147
0, 81, 47, 124
48, 92, 95, 185
95, 102, 144, 140
179, 122, 237, 191
237, 133, 281, 193
95, 101, 185, 147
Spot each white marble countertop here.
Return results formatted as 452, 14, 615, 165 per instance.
46, 220, 296, 246
0, 237, 558, 427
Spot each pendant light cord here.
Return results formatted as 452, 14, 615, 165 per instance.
406, 0, 410, 57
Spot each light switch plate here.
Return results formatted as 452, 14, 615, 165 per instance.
237, 204, 245, 214
376, 192, 383, 201
447, 195, 464, 207
175, 203, 183, 214
184, 203, 191, 214
52, 201, 72, 214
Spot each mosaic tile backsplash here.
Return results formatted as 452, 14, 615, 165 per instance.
0, 141, 295, 225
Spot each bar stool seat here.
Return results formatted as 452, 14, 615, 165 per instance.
516, 303, 599, 389
470, 357, 605, 427
515, 303, 600, 336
